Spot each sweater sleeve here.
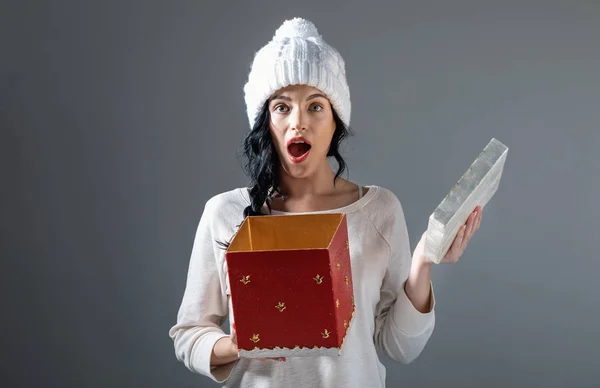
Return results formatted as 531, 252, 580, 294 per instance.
372, 189, 436, 364
168, 196, 238, 383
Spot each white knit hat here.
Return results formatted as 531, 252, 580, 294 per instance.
243, 17, 351, 129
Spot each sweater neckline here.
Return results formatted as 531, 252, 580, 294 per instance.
237, 185, 378, 215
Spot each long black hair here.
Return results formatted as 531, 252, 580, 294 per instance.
217, 99, 351, 249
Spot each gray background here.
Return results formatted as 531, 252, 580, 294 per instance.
1, 0, 599, 387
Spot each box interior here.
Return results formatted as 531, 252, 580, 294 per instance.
227, 213, 344, 252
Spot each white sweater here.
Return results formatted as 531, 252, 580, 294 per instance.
169, 185, 436, 388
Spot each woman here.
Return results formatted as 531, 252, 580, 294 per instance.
169, 17, 482, 388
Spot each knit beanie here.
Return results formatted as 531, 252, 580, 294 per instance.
243, 17, 351, 129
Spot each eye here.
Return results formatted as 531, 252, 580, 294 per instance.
273, 104, 289, 113
309, 103, 324, 112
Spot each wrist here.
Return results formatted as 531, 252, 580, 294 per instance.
412, 253, 432, 272
405, 255, 434, 313
211, 337, 239, 366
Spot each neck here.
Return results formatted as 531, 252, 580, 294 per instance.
277, 161, 338, 199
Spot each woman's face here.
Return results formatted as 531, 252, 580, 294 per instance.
268, 85, 336, 179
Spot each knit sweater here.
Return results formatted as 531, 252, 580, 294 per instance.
169, 185, 436, 388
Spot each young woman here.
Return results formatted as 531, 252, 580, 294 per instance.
169, 17, 482, 388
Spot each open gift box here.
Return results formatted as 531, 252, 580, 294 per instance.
225, 213, 356, 358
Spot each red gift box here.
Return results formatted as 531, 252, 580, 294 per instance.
225, 213, 356, 358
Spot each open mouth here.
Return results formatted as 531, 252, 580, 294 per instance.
286, 137, 312, 162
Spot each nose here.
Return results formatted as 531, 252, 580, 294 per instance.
290, 107, 306, 131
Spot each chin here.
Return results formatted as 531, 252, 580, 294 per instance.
281, 163, 314, 179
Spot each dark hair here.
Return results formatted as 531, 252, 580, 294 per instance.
217, 99, 351, 249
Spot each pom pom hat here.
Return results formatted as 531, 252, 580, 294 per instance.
243, 18, 351, 128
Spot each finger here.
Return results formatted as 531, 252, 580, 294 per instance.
230, 323, 237, 344
463, 210, 480, 250
460, 222, 470, 256
467, 210, 477, 235
450, 223, 468, 260
446, 225, 465, 261
462, 224, 473, 251
464, 212, 476, 243
461, 237, 469, 252
475, 207, 482, 232
471, 208, 481, 236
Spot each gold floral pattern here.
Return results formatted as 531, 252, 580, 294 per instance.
322, 329, 330, 339
275, 302, 286, 312
250, 334, 260, 343
240, 275, 251, 285
313, 274, 324, 284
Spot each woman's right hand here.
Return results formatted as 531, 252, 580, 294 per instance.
210, 323, 285, 367
210, 324, 240, 367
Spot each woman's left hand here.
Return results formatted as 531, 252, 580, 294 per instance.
414, 205, 483, 265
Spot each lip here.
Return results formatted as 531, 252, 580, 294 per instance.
286, 137, 312, 147
286, 136, 311, 163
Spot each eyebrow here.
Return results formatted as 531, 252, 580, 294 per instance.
270, 93, 328, 102
270, 94, 292, 102
307, 93, 328, 101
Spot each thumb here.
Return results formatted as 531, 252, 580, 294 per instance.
415, 231, 427, 249
230, 322, 237, 345
412, 232, 427, 259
